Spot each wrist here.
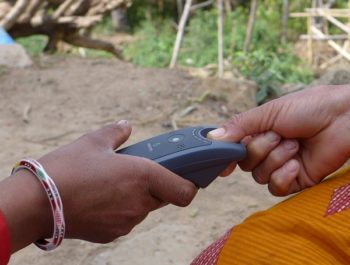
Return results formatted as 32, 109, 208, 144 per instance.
0, 170, 52, 253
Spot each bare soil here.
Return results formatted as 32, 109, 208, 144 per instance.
0, 56, 281, 265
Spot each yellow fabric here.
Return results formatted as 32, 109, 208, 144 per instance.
218, 166, 350, 265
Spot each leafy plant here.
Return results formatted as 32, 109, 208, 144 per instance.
125, 3, 314, 103
16, 35, 48, 56
124, 19, 175, 67
233, 48, 313, 104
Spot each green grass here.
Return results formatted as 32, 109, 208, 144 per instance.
124, 19, 175, 67
16, 35, 48, 56
15, 34, 114, 59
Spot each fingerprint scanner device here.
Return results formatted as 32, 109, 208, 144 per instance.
116, 126, 246, 188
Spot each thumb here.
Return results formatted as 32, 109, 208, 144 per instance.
90, 120, 132, 149
208, 101, 280, 142
146, 160, 198, 207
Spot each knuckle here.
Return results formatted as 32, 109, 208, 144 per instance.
128, 157, 151, 185
239, 161, 253, 172
268, 151, 285, 166
225, 113, 245, 133
269, 183, 289, 197
248, 140, 269, 158
229, 112, 245, 126
252, 169, 267, 185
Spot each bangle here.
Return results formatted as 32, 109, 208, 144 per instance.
11, 159, 65, 251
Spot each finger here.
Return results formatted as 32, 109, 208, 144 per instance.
239, 131, 281, 171
219, 162, 237, 177
268, 159, 300, 196
241, 135, 253, 145
208, 100, 281, 142
145, 159, 198, 207
89, 120, 132, 150
252, 139, 299, 184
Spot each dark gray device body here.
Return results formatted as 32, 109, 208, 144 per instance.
116, 126, 246, 188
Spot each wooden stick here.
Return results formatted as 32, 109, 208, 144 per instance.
57, 15, 102, 27
243, 0, 258, 52
18, 0, 43, 23
312, 25, 350, 61
307, 13, 313, 64
224, 0, 231, 12
170, 0, 192, 68
320, 40, 348, 69
217, 0, 224, 78
348, 0, 350, 43
0, 0, 29, 30
281, 0, 289, 42
290, 10, 350, 18
52, 0, 77, 20
177, 0, 183, 20
190, 0, 213, 12
300, 34, 348, 40
64, 33, 123, 59
320, 10, 350, 34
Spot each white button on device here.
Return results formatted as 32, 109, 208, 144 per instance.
168, 134, 185, 143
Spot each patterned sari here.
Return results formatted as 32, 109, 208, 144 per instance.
192, 166, 350, 265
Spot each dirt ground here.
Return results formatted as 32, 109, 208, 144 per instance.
0, 56, 282, 265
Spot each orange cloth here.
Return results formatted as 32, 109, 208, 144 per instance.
217, 166, 350, 265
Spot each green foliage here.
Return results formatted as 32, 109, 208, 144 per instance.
179, 9, 242, 67
125, 2, 314, 103
124, 19, 175, 67
233, 48, 313, 104
231, 3, 314, 104
94, 16, 115, 36
127, 0, 178, 30
16, 35, 48, 56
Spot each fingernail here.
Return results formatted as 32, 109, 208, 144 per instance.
117, 120, 128, 126
284, 140, 297, 150
266, 131, 280, 142
209, 128, 226, 138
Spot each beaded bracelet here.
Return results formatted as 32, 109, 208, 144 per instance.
11, 159, 65, 251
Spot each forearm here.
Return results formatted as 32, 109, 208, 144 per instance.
0, 171, 52, 253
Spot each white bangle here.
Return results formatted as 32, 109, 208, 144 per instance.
12, 159, 65, 251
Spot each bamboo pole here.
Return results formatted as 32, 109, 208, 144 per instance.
290, 10, 350, 18
224, 0, 231, 12
243, 0, 258, 52
170, 0, 192, 68
320, 10, 350, 34
177, 0, 183, 20
299, 34, 348, 40
312, 25, 350, 61
190, 0, 213, 12
348, 0, 350, 43
307, 13, 314, 64
217, 0, 224, 78
320, 41, 348, 69
281, 0, 289, 42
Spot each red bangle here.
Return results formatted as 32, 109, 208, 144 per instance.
0, 210, 11, 265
